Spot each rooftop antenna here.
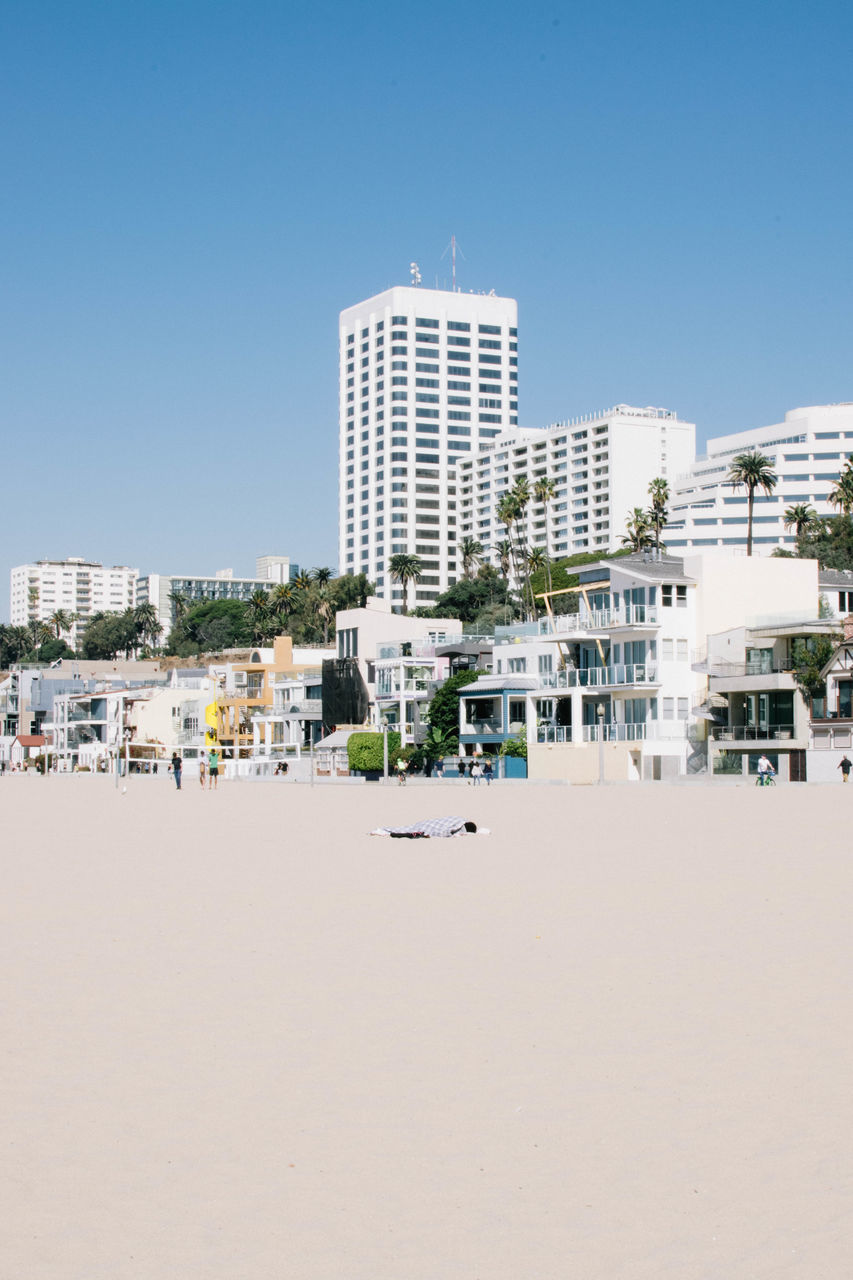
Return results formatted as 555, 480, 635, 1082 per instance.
441, 235, 466, 291
410, 261, 422, 287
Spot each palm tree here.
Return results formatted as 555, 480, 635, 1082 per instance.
314, 584, 335, 644
728, 451, 778, 556
526, 546, 550, 606
783, 503, 817, 539
495, 539, 512, 583
48, 608, 72, 639
168, 589, 191, 635
829, 458, 853, 516
270, 582, 295, 627
496, 493, 523, 614
293, 571, 313, 593
459, 536, 484, 580
133, 602, 162, 650
533, 477, 556, 592
621, 507, 654, 553
646, 477, 670, 554
247, 589, 272, 643
389, 553, 422, 614
312, 566, 333, 587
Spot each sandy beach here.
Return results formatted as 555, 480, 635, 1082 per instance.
3, 773, 852, 1278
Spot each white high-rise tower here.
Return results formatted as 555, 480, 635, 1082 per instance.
339, 284, 518, 608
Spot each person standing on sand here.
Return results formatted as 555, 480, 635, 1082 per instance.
483, 758, 493, 785
170, 752, 182, 791
198, 756, 206, 788
208, 748, 220, 790
838, 755, 852, 783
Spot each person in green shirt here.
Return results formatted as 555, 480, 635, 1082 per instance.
208, 748, 220, 790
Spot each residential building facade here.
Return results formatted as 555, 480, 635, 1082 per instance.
458, 404, 695, 565
667, 403, 853, 554
339, 284, 518, 607
137, 560, 299, 636
10, 558, 138, 648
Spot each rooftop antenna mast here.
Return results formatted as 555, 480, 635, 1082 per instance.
441, 235, 466, 291
410, 261, 422, 287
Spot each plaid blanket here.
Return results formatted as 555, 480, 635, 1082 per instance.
385, 816, 468, 839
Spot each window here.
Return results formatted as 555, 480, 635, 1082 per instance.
447, 335, 470, 347
479, 324, 501, 334
479, 354, 502, 364
447, 320, 470, 331
677, 639, 688, 661
538, 653, 553, 674
663, 698, 674, 720
416, 377, 438, 388
391, 315, 407, 325
415, 317, 439, 328
677, 698, 689, 720
662, 638, 673, 660
662, 584, 687, 607
447, 380, 470, 390
479, 338, 501, 349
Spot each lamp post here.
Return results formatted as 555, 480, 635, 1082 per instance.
597, 701, 605, 785
382, 720, 389, 783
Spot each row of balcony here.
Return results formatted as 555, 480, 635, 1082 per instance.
538, 605, 658, 636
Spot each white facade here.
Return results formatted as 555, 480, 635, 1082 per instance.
458, 404, 695, 565
667, 403, 853, 554
339, 284, 518, 607
10, 558, 138, 647
137, 563, 297, 635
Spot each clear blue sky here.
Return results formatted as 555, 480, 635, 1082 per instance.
2, 0, 851, 618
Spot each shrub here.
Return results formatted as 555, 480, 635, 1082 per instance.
347, 731, 401, 773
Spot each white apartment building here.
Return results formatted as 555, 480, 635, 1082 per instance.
458, 404, 695, 564
138, 557, 298, 635
10, 558, 138, 647
339, 284, 518, 607
667, 403, 853, 553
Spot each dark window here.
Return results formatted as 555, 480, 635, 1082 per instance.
479, 324, 501, 334
447, 321, 470, 331
415, 317, 439, 328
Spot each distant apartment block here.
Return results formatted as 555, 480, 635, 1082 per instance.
458, 404, 695, 565
138, 556, 300, 635
339, 283, 518, 607
667, 403, 853, 554
10, 558, 138, 647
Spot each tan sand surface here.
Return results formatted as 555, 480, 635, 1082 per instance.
3, 774, 853, 1278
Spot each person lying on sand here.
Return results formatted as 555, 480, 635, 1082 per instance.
369, 817, 490, 838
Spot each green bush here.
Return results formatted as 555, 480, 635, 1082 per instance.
347, 731, 401, 773
500, 726, 527, 759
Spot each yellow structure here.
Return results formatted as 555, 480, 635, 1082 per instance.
212, 636, 323, 758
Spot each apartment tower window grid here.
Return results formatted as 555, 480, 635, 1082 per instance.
339, 285, 518, 607
457, 405, 695, 570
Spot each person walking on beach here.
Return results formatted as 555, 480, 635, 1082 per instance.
170, 752, 182, 791
434, 757, 443, 779
470, 759, 482, 786
198, 756, 206, 788
838, 755, 852, 783
208, 748, 220, 790
457, 758, 466, 779
483, 758, 493, 785
757, 753, 774, 786
396, 756, 408, 785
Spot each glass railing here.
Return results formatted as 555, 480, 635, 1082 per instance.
711, 724, 796, 740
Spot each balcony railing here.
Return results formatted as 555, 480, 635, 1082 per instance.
377, 680, 431, 697
538, 605, 659, 637
462, 718, 503, 734
540, 663, 658, 689
711, 723, 796, 741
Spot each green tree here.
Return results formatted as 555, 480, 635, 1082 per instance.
347, 731, 401, 773
422, 723, 459, 762
166, 599, 253, 656
389, 553, 422, 615
430, 571, 514, 624
647, 477, 669, 553
533, 478, 556, 591
621, 507, 653, 553
829, 458, 853, 515
426, 669, 484, 740
312, 566, 333, 586
727, 451, 778, 556
459, 536, 484, 580
783, 503, 817, 539
133, 602, 162, 650
47, 608, 73, 639
796, 515, 853, 570
333, 572, 374, 611
494, 539, 512, 582
80, 610, 139, 660
791, 635, 839, 708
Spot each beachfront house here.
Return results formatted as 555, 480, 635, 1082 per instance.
508, 550, 825, 783
697, 618, 837, 782
805, 619, 853, 780
251, 670, 325, 763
